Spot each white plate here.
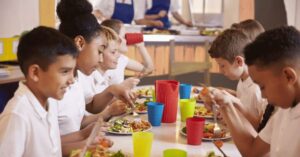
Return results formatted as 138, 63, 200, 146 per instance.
107, 125, 152, 135
180, 126, 231, 141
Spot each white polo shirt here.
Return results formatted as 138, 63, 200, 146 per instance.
0, 82, 62, 157
57, 76, 86, 135
146, 0, 180, 12
94, 0, 146, 21
236, 77, 267, 121
259, 103, 300, 157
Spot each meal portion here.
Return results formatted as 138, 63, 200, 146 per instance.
134, 87, 153, 98
134, 98, 150, 113
108, 119, 151, 134
203, 123, 227, 139
194, 105, 213, 118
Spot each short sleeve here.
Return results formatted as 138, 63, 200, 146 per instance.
0, 114, 27, 157
94, 0, 114, 18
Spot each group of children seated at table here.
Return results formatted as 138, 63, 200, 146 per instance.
0, 0, 299, 156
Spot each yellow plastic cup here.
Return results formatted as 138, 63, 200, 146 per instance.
152, 88, 156, 102
132, 132, 153, 157
180, 99, 196, 122
163, 148, 187, 157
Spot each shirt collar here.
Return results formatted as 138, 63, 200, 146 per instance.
290, 102, 300, 119
239, 76, 254, 88
18, 81, 48, 119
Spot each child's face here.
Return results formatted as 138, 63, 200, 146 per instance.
249, 65, 295, 109
215, 57, 244, 80
118, 26, 128, 53
77, 35, 106, 75
38, 55, 76, 100
100, 40, 120, 70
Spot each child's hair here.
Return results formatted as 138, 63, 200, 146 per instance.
245, 26, 300, 68
231, 19, 265, 41
208, 29, 251, 63
101, 26, 119, 42
17, 26, 78, 76
56, 0, 102, 42
101, 19, 123, 34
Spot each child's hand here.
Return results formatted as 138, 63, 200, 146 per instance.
158, 10, 167, 18
152, 20, 164, 27
121, 77, 140, 89
109, 100, 128, 116
109, 84, 136, 108
81, 122, 96, 138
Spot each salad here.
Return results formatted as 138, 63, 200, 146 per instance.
108, 119, 151, 134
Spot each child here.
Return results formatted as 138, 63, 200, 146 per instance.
0, 26, 78, 156
211, 26, 300, 157
231, 19, 265, 41
208, 29, 267, 131
101, 19, 154, 81
56, 0, 130, 155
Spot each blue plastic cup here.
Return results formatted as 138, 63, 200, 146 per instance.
147, 102, 164, 126
180, 84, 192, 99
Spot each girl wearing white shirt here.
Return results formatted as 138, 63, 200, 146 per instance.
94, 0, 163, 27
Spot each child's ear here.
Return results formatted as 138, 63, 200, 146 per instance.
74, 35, 85, 51
27, 64, 40, 82
235, 56, 244, 66
283, 67, 297, 84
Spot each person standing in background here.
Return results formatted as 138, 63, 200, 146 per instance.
93, 0, 164, 28
144, 0, 192, 30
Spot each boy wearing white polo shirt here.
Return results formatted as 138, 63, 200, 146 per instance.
212, 26, 300, 157
0, 26, 78, 157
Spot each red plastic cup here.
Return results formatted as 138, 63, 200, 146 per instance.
125, 33, 144, 45
186, 117, 205, 145
155, 80, 179, 123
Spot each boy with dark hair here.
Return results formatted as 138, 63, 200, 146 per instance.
208, 29, 267, 130
211, 26, 300, 157
0, 26, 78, 156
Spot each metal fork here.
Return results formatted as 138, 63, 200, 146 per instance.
213, 140, 228, 157
212, 104, 221, 136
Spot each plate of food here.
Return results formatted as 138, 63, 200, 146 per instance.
180, 122, 231, 141
134, 86, 154, 98
70, 146, 128, 157
134, 98, 150, 114
107, 118, 152, 135
194, 105, 214, 119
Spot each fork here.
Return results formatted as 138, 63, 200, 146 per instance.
212, 104, 221, 136
213, 140, 228, 157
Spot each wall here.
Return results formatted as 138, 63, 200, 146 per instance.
0, 0, 39, 37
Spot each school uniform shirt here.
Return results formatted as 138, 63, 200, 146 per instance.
146, 0, 180, 12
0, 82, 62, 157
95, 0, 146, 21
259, 103, 300, 157
57, 75, 86, 135
236, 76, 267, 120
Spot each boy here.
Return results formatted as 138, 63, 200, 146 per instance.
0, 26, 78, 156
208, 29, 267, 130
211, 26, 300, 157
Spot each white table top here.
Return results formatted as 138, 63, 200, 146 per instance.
107, 114, 241, 157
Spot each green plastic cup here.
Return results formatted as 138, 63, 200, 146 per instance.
132, 132, 153, 157
180, 99, 196, 122
163, 148, 187, 157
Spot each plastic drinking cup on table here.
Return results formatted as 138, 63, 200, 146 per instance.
163, 148, 187, 157
151, 88, 156, 102
180, 99, 196, 122
132, 132, 153, 157
186, 117, 205, 145
179, 83, 192, 99
147, 102, 164, 126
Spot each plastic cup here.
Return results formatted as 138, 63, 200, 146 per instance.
132, 132, 153, 157
125, 33, 144, 45
151, 88, 156, 102
163, 148, 187, 157
180, 99, 196, 122
186, 117, 205, 145
180, 83, 192, 99
147, 102, 164, 126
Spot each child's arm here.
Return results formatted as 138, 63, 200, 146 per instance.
216, 87, 237, 96
144, 10, 167, 20
126, 42, 154, 77
171, 11, 193, 27
212, 90, 270, 157
86, 84, 135, 114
